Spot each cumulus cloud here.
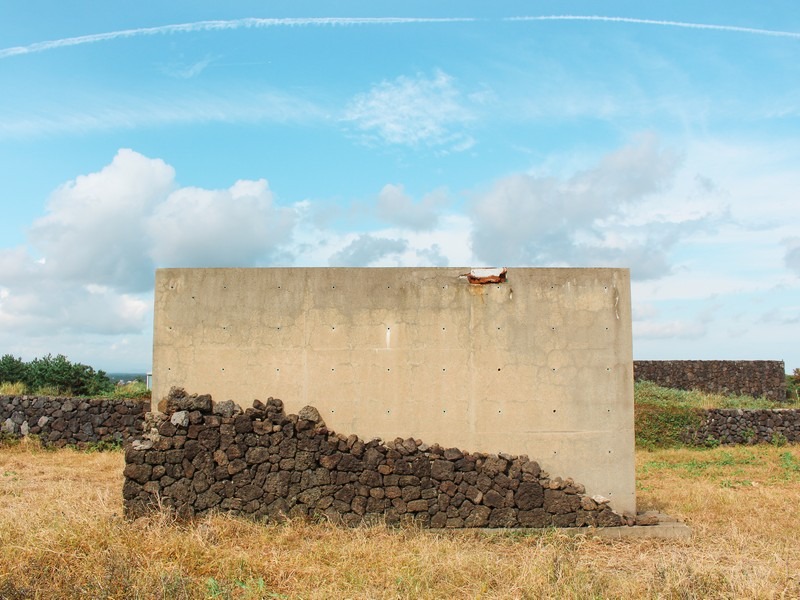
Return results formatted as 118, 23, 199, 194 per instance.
148, 179, 294, 267
0, 149, 298, 354
468, 133, 709, 279
343, 70, 476, 149
0, 279, 148, 337
415, 244, 449, 267
785, 240, 800, 276
376, 184, 449, 230
29, 149, 174, 292
328, 234, 409, 266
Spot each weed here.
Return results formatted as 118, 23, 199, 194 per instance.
0, 433, 20, 448
82, 439, 124, 453
110, 381, 150, 399
771, 432, 788, 447
0, 381, 27, 395
743, 427, 757, 444
779, 451, 800, 479
205, 577, 225, 598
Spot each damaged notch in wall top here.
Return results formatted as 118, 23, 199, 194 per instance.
462, 267, 508, 284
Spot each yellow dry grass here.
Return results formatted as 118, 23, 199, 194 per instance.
1, 438, 799, 599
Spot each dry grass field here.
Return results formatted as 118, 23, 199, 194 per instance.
1, 438, 799, 599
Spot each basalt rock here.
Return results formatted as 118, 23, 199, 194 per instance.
123, 390, 632, 530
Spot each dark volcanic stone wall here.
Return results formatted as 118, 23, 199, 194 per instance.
0, 395, 148, 447
687, 408, 800, 445
124, 389, 626, 529
634, 360, 786, 401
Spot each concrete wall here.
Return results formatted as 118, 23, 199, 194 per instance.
152, 267, 635, 513
634, 360, 786, 401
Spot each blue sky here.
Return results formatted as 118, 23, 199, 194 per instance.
0, 1, 798, 373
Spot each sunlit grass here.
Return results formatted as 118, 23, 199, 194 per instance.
1, 439, 799, 598
635, 380, 794, 410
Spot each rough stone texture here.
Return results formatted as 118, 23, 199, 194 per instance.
686, 408, 800, 445
0, 395, 148, 447
124, 388, 628, 529
634, 360, 786, 401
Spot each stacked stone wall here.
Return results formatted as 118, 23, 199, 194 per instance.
0, 395, 148, 447
634, 360, 786, 401
124, 389, 631, 529
687, 408, 800, 445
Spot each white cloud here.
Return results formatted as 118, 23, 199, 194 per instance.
343, 70, 476, 149
0, 89, 326, 138
507, 16, 800, 41
0, 149, 300, 365
784, 240, 800, 277
328, 234, 409, 267
148, 179, 295, 267
633, 319, 707, 340
0, 18, 476, 60
160, 55, 216, 79
376, 184, 449, 230
415, 244, 449, 267
29, 149, 174, 292
469, 133, 702, 279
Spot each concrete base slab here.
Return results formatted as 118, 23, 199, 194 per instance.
569, 521, 691, 540
428, 513, 691, 541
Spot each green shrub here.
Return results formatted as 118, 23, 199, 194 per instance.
0, 353, 114, 397
0, 354, 26, 385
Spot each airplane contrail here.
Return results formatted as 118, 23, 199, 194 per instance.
507, 15, 800, 40
2, 14, 798, 60
0, 17, 476, 59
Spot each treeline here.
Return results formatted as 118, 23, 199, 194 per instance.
0, 354, 114, 396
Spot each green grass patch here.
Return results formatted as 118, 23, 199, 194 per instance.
635, 401, 703, 449
109, 380, 150, 399
635, 380, 789, 410
633, 381, 796, 449
640, 449, 765, 478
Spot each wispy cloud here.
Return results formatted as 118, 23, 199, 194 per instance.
0, 17, 475, 60
160, 55, 216, 79
507, 16, 800, 40
3, 14, 797, 62
343, 70, 476, 149
0, 89, 326, 137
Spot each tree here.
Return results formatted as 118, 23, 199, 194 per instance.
0, 354, 27, 384
4, 353, 114, 396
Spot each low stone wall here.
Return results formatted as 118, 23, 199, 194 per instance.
0, 395, 148, 447
634, 360, 786, 401
687, 408, 800, 445
124, 389, 631, 528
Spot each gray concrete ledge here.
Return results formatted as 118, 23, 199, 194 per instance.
427, 513, 691, 541
427, 523, 691, 541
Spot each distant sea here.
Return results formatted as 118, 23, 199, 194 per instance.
107, 372, 147, 383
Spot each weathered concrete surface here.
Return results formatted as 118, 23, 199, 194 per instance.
585, 522, 691, 540
454, 519, 691, 540
152, 267, 635, 514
